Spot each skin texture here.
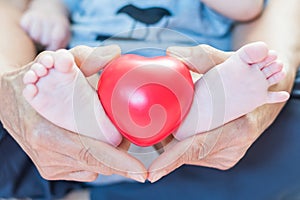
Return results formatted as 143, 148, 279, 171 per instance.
172, 42, 289, 141
201, 0, 264, 21
0, 0, 36, 70
148, 0, 300, 182
0, 45, 147, 182
0, 1, 146, 182
0, 1, 147, 183
22, 47, 123, 147
0, 0, 299, 186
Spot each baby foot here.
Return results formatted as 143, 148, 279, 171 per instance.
23, 50, 122, 146
20, 1, 70, 50
174, 42, 289, 140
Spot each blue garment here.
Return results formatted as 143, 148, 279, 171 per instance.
63, 0, 233, 52
0, 122, 84, 200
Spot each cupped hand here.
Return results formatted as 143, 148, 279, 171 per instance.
148, 44, 285, 182
148, 113, 259, 182
0, 45, 147, 182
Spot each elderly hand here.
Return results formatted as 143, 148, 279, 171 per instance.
0, 45, 147, 182
148, 113, 259, 182
148, 44, 287, 182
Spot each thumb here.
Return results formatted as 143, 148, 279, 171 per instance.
167, 44, 232, 74
148, 138, 193, 183
69, 45, 121, 77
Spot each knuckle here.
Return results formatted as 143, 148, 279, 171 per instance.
188, 141, 210, 161
78, 147, 95, 165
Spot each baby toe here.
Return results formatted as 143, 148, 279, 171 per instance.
268, 70, 286, 86
31, 63, 48, 77
252, 50, 278, 70
23, 70, 38, 84
38, 54, 54, 69
53, 49, 75, 73
262, 61, 283, 79
23, 84, 38, 101
238, 42, 269, 64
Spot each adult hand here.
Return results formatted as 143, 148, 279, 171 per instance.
148, 44, 287, 182
148, 113, 258, 182
0, 45, 147, 182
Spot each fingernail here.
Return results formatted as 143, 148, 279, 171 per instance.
148, 172, 164, 183
128, 174, 146, 183
167, 46, 191, 58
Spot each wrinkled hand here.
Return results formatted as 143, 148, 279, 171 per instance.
148, 113, 259, 182
148, 44, 283, 182
0, 45, 147, 182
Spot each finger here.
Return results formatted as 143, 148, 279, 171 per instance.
30, 147, 97, 169
79, 136, 147, 182
20, 13, 31, 30
48, 25, 67, 51
148, 138, 193, 183
66, 171, 98, 182
30, 119, 147, 182
149, 128, 223, 183
28, 131, 146, 182
38, 165, 98, 182
40, 22, 52, 46
167, 44, 232, 74
69, 45, 121, 77
29, 20, 42, 43
22, 143, 99, 182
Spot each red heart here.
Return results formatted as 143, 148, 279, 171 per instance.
97, 54, 194, 146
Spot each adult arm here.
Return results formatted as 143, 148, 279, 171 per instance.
0, 0, 36, 71
148, 0, 300, 182
201, 0, 264, 21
